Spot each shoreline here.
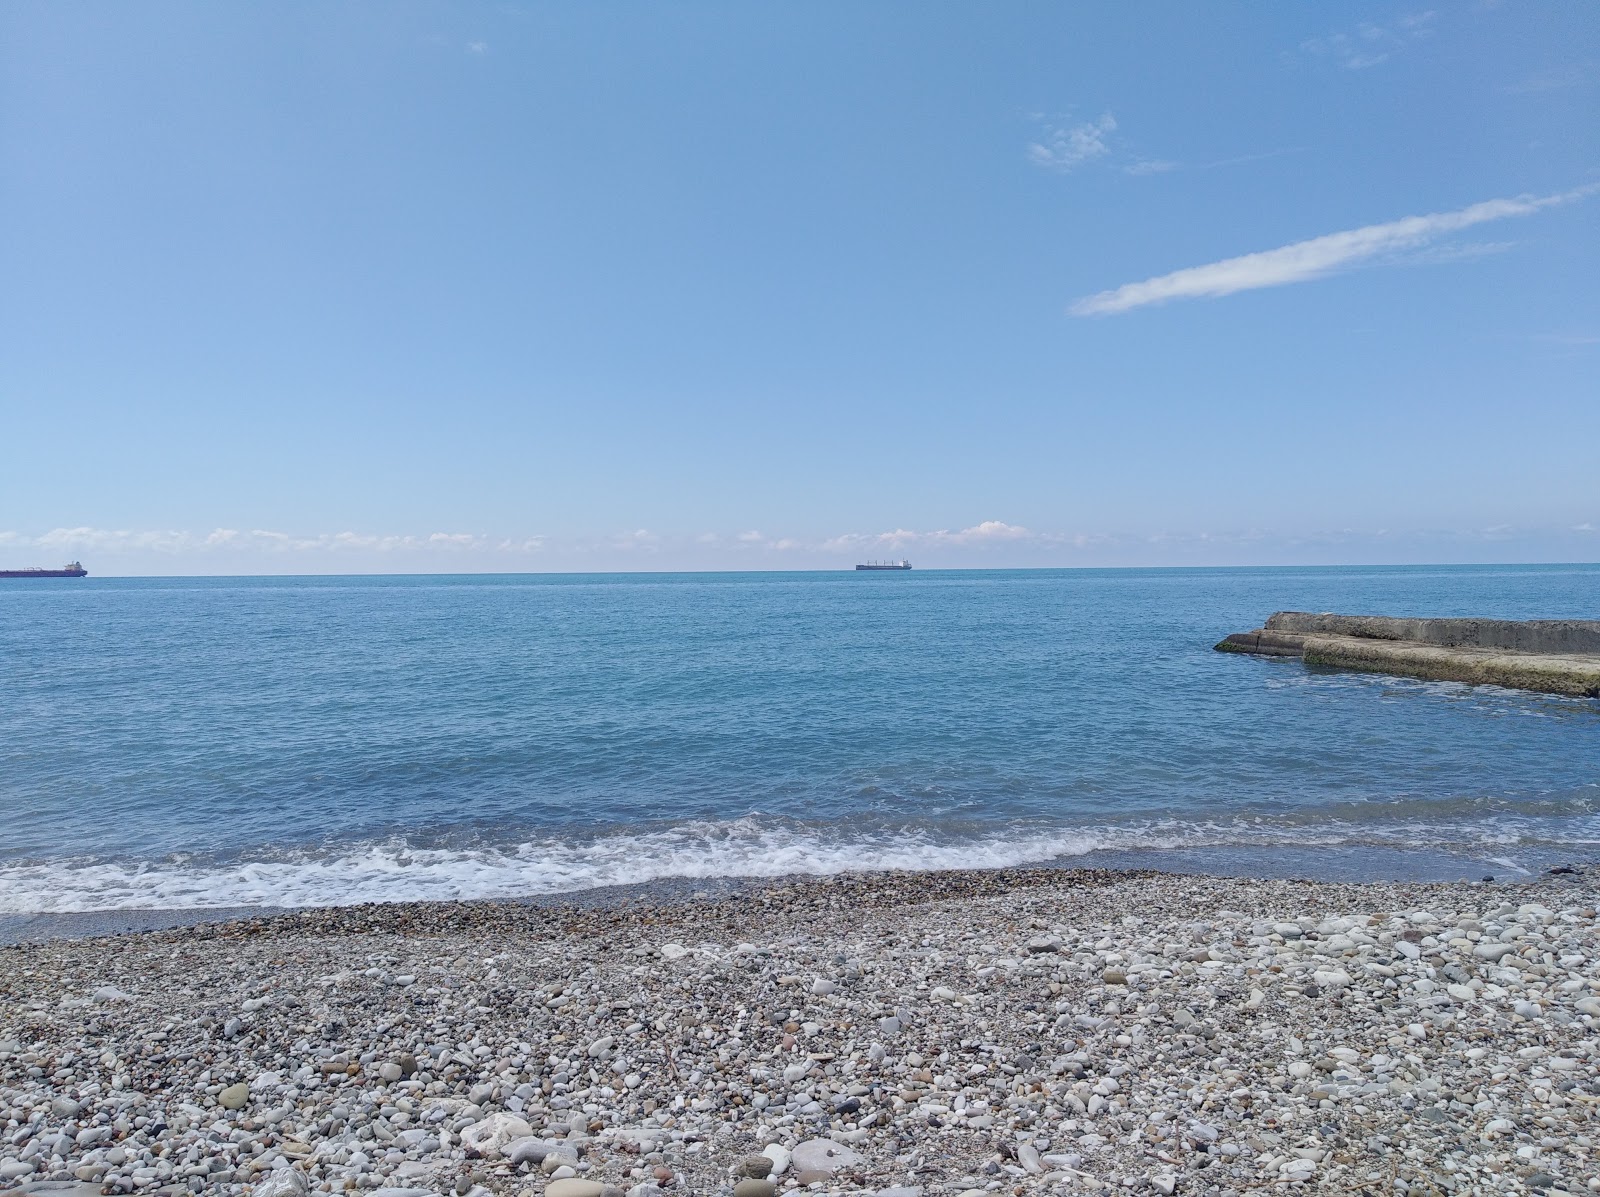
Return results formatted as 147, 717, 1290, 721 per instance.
4, 865, 1598, 1195
4, 844, 1586, 948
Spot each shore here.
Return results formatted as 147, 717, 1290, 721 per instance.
3, 867, 1597, 1197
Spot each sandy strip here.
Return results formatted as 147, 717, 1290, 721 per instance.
2, 867, 1597, 1196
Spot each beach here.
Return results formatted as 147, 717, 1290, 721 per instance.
3, 867, 1597, 1196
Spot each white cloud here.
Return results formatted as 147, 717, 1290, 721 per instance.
31, 527, 195, 553
467, 41, 488, 54
1070, 186, 1598, 316
954, 520, 1031, 542
1125, 159, 1179, 176
8, 519, 1597, 570
1404, 239, 1519, 266
612, 529, 660, 551
1300, 12, 1435, 70
1027, 114, 1116, 172
0, 527, 489, 555
822, 521, 1034, 552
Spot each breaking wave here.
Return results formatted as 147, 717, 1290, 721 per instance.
1, 809, 1594, 912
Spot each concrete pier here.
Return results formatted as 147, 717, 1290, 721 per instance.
1216, 612, 1600, 697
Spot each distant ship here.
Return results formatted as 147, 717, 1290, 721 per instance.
0, 561, 88, 579
855, 559, 912, 571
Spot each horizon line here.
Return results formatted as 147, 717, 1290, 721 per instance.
10, 559, 1599, 581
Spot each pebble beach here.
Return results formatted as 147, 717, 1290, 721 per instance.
3, 867, 1598, 1197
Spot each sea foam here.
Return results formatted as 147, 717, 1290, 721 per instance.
0, 812, 1585, 912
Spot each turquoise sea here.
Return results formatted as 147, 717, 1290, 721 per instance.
1, 564, 1597, 913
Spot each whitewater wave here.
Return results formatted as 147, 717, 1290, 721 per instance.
0, 812, 1593, 913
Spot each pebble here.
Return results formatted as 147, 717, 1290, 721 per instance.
461, 1113, 535, 1157
253, 1172, 310, 1197
760, 1144, 792, 1177
1, 869, 1595, 1197
733, 1155, 773, 1178
545, 1181, 605, 1197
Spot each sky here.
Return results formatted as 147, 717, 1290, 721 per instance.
2, 2, 1597, 574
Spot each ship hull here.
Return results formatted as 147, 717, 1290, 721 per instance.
0, 569, 88, 578
855, 564, 912, 571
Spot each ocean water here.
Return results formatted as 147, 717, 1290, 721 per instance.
1, 565, 1597, 914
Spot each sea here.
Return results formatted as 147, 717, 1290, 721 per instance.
1, 565, 1597, 920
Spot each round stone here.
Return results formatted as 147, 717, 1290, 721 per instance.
791, 1139, 864, 1175
546, 1181, 604, 1197
219, 1083, 250, 1111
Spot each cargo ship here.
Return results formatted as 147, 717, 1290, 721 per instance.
0, 561, 88, 578
855, 559, 912, 571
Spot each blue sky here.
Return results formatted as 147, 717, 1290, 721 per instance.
2, 2, 1596, 573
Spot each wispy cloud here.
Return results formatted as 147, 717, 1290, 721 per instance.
1027, 114, 1117, 172
611, 528, 660, 552
1200, 147, 1305, 171
1300, 11, 1436, 70
1501, 63, 1593, 94
467, 41, 488, 54
1404, 238, 1519, 266
1531, 332, 1600, 347
0, 527, 498, 555
1124, 148, 1305, 177
822, 521, 1035, 552
1124, 159, 1179, 177
7, 519, 1597, 569
1070, 185, 1597, 316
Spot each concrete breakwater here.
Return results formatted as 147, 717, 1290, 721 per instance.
1217, 612, 1600, 697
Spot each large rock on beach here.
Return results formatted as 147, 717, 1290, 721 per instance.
790, 1139, 864, 1175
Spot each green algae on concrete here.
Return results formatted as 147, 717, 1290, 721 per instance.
1216, 612, 1600, 698
1301, 634, 1600, 698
